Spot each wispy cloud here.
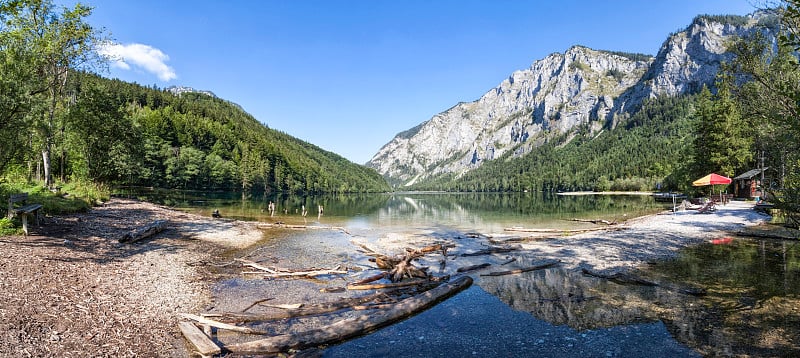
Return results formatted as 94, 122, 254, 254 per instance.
98, 42, 177, 81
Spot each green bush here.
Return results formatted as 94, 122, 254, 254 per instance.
0, 217, 21, 236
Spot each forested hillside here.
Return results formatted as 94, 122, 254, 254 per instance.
1, 1, 388, 194
6, 73, 390, 193
411, 96, 695, 192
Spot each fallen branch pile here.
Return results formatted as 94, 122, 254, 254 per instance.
179, 276, 473, 355
224, 276, 473, 354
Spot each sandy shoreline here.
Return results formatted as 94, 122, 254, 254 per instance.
523, 200, 771, 271
0, 197, 774, 356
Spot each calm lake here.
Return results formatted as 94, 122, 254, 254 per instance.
116, 189, 800, 356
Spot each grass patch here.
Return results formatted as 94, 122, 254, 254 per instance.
0, 217, 22, 236
1, 180, 110, 218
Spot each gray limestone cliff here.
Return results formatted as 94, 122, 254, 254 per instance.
367, 13, 775, 186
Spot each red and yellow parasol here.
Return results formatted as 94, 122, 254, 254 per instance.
692, 173, 732, 187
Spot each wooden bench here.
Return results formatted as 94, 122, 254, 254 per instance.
7, 193, 42, 235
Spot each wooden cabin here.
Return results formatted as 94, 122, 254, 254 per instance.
733, 167, 768, 199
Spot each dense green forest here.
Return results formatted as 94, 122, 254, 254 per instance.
0, 1, 389, 195
59, 74, 390, 193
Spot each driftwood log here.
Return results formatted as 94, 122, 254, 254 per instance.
456, 263, 491, 273
178, 321, 221, 356
257, 223, 350, 234
461, 246, 519, 257
347, 279, 432, 291
119, 220, 168, 243
735, 228, 800, 240
581, 268, 658, 286
581, 268, 706, 296
180, 313, 268, 335
480, 259, 560, 276
503, 227, 619, 234
211, 291, 400, 323
224, 276, 473, 354
568, 218, 616, 225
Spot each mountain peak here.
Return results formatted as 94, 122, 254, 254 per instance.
166, 85, 217, 98
368, 11, 775, 187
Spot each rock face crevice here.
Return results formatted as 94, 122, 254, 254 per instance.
367, 13, 774, 187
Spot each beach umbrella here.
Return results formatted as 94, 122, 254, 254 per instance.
692, 173, 732, 203
692, 173, 732, 186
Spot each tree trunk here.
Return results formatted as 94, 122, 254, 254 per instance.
42, 147, 51, 188
119, 220, 169, 243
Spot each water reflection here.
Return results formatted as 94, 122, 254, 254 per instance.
478, 239, 800, 356
478, 264, 661, 330
113, 188, 666, 231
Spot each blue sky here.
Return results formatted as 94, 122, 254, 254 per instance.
84, 0, 757, 164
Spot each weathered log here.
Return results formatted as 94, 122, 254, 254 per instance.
416, 244, 443, 253
735, 228, 800, 240
581, 268, 658, 286
225, 276, 473, 354
347, 279, 430, 290
461, 246, 519, 257
241, 298, 275, 313
320, 286, 346, 293
178, 321, 221, 356
581, 268, 706, 295
352, 272, 386, 285
503, 226, 617, 234
456, 263, 491, 273
260, 267, 347, 279
500, 257, 517, 266
180, 313, 267, 335
210, 291, 398, 323
262, 303, 303, 309
568, 218, 616, 225
257, 223, 350, 234
464, 232, 492, 239
235, 258, 278, 274
119, 220, 168, 243
480, 259, 560, 276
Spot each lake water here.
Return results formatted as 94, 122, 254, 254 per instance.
113, 189, 665, 231
115, 189, 800, 356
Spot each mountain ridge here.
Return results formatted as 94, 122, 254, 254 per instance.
367, 12, 776, 188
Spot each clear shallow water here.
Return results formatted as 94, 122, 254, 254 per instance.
116, 189, 800, 356
113, 189, 666, 232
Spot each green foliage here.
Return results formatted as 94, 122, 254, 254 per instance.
0, 217, 20, 236
568, 61, 589, 72
602, 50, 653, 62
38, 74, 389, 194
605, 68, 625, 82
690, 80, 752, 179
694, 14, 750, 27
0, 0, 103, 188
726, 18, 800, 227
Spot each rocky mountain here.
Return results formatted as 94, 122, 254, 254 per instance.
368, 13, 775, 187
166, 85, 217, 98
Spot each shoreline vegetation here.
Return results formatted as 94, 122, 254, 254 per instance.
1, 194, 788, 356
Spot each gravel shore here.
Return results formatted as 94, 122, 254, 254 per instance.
0, 197, 772, 356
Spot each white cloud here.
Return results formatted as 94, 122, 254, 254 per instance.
98, 42, 177, 81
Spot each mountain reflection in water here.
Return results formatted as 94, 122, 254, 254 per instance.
478, 239, 800, 356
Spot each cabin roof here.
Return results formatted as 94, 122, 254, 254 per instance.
733, 167, 769, 180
